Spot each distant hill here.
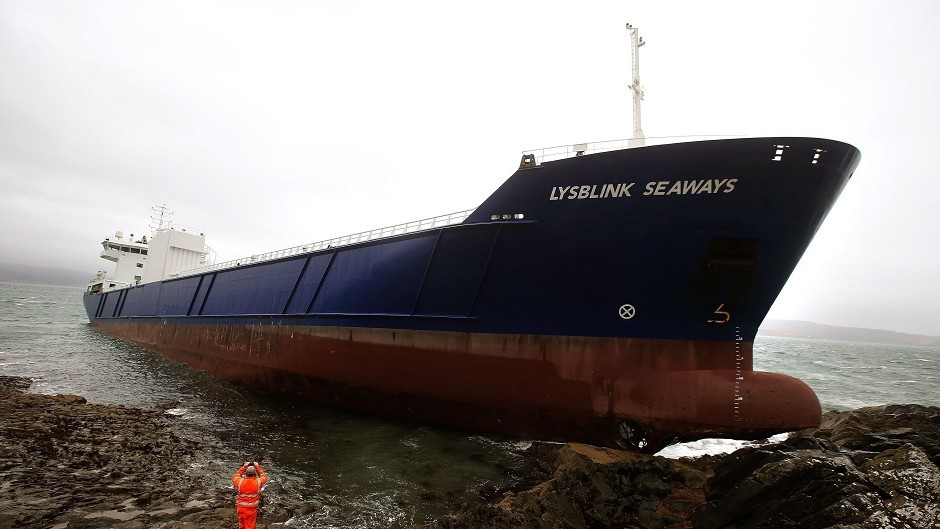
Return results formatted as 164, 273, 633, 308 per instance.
0, 262, 93, 287
759, 319, 940, 348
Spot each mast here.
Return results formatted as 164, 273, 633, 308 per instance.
150, 204, 173, 234
626, 23, 646, 147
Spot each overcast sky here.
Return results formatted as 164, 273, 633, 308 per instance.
1, 1, 938, 336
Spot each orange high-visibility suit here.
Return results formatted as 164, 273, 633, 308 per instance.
232, 463, 269, 529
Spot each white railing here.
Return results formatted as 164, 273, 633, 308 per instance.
522, 135, 739, 165
171, 209, 476, 278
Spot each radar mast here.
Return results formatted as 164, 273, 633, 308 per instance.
626, 23, 646, 147
150, 204, 173, 234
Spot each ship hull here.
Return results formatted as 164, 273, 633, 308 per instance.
88, 319, 820, 449
84, 137, 860, 450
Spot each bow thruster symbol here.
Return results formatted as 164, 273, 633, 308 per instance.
618, 304, 636, 320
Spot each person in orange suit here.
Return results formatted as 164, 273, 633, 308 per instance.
232, 461, 269, 529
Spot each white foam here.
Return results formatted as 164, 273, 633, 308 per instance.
655, 433, 790, 459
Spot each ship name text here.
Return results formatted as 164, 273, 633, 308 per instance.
549, 183, 635, 200
549, 179, 737, 201
643, 178, 737, 196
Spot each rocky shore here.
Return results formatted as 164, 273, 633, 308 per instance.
423, 406, 939, 529
1, 375, 937, 529
0, 376, 320, 529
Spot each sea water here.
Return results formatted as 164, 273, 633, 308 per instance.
1, 282, 937, 527
658, 337, 939, 458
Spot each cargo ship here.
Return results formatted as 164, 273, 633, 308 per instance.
82, 27, 861, 450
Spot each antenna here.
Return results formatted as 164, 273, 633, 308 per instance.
626, 23, 646, 147
150, 204, 173, 234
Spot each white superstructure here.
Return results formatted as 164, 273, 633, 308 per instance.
87, 207, 211, 294
87, 231, 149, 293
141, 227, 209, 284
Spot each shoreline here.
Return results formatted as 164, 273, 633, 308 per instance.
0, 375, 317, 529
1, 375, 937, 529
421, 408, 940, 529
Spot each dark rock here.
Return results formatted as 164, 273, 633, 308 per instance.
3, 374, 936, 529
0, 375, 33, 392
693, 405, 940, 529
421, 405, 939, 529
419, 442, 709, 529
809, 404, 940, 467
0, 376, 296, 529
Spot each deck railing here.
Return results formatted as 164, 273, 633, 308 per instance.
522, 135, 738, 165
171, 209, 476, 278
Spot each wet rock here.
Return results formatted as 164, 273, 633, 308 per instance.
692, 405, 940, 529
420, 405, 939, 529
694, 435, 939, 528
0, 375, 33, 392
0, 375, 298, 529
418, 442, 709, 529
3, 374, 936, 529
810, 404, 940, 467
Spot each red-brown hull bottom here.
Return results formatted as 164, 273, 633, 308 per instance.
91, 320, 821, 451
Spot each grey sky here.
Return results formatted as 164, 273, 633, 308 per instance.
1, 1, 938, 336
